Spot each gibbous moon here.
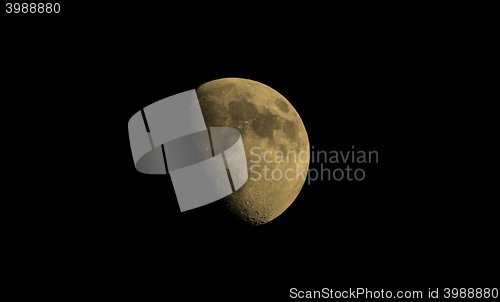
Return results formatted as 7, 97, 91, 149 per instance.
196, 78, 309, 225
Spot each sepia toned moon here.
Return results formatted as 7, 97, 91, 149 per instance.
196, 78, 309, 225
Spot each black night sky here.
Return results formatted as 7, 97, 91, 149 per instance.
2, 2, 497, 300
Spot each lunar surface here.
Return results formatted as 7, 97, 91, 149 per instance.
196, 78, 310, 225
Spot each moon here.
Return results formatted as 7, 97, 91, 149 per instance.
196, 78, 310, 225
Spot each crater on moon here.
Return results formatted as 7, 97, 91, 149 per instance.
196, 78, 310, 225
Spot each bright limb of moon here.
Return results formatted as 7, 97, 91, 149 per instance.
197, 78, 310, 225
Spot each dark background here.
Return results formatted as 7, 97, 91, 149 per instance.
2, 2, 497, 300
